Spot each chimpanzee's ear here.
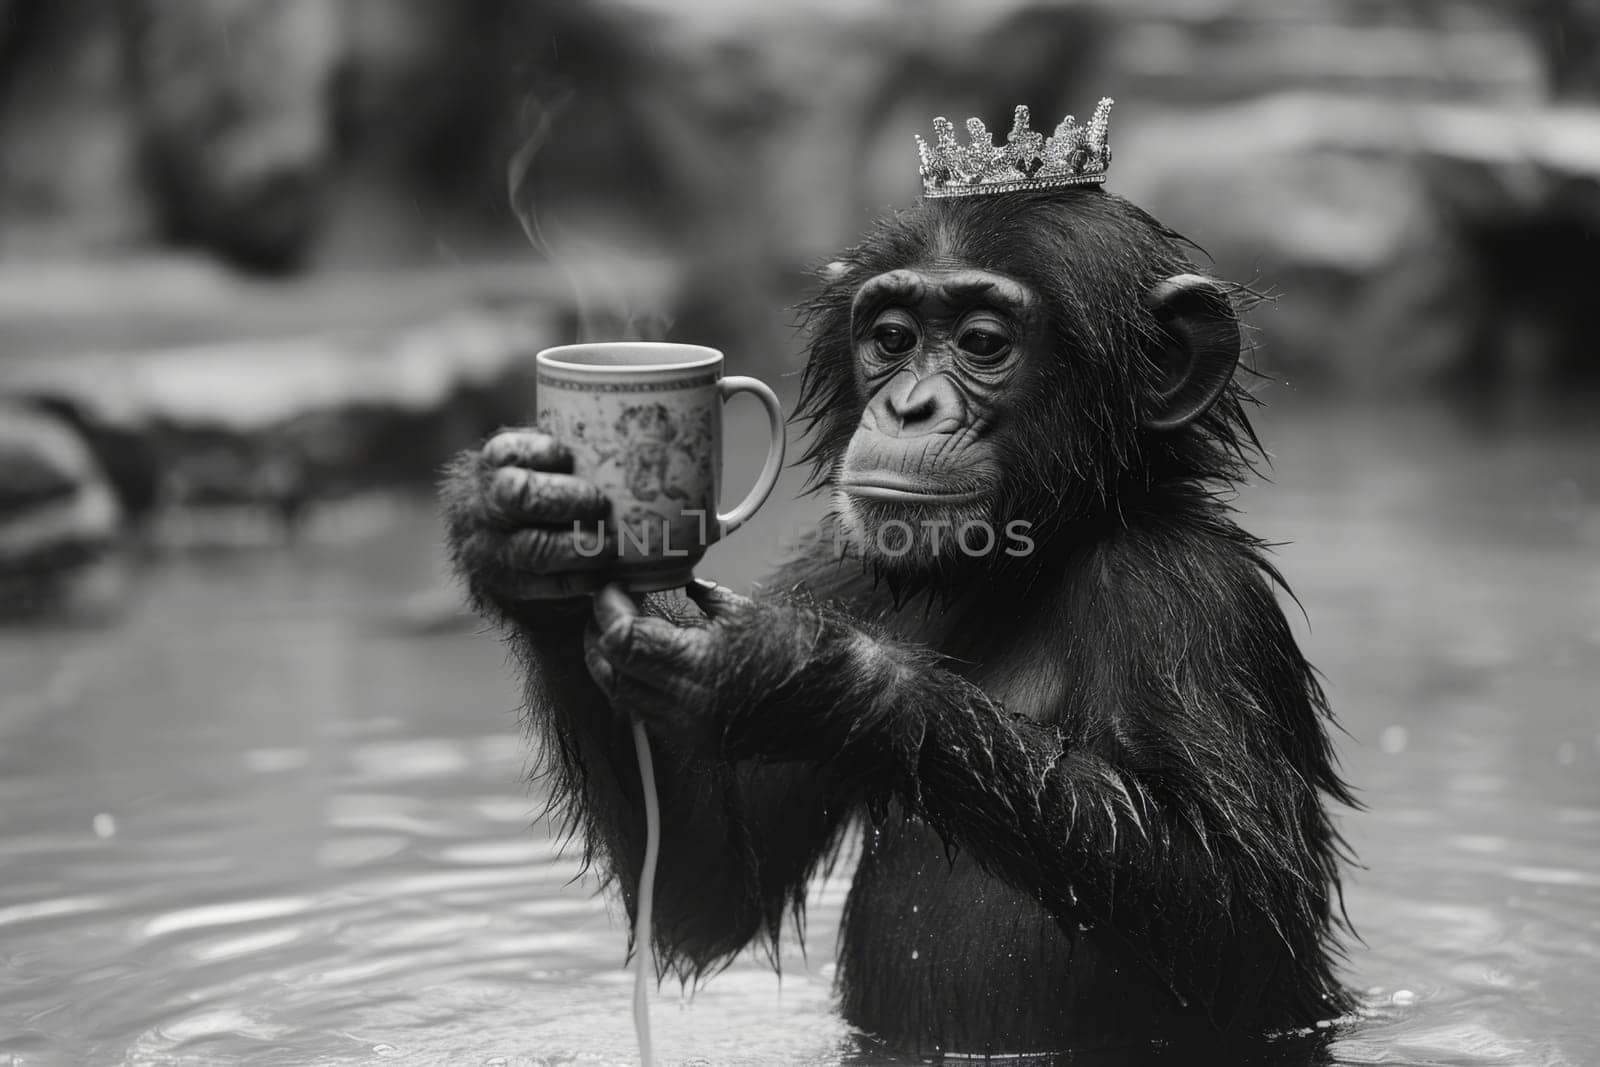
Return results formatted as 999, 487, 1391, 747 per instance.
1141, 274, 1241, 431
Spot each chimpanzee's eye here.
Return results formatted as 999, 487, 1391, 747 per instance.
958, 326, 1010, 361
873, 322, 918, 357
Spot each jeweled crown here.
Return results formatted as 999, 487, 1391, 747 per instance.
916, 99, 1113, 199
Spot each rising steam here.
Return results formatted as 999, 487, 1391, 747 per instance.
508, 93, 674, 343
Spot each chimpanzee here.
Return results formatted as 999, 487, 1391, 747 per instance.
443, 104, 1353, 1058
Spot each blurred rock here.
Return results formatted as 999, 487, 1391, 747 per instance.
0, 402, 124, 618
1509, 0, 1600, 100
124, 0, 341, 273
0, 281, 570, 522
22, 396, 162, 522
1119, 95, 1600, 389
0, 252, 683, 537
4, 0, 1600, 396
0, 0, 150, 254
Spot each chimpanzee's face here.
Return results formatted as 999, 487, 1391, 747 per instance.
833, 267, 1042, 572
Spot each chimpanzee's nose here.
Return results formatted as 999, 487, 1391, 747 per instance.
878, 370, 965, 436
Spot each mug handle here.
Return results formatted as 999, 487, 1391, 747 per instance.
716, 376, 785, 537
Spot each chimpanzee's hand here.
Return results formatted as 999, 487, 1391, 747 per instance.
582, 580, 766, 754
584, 580, 890, 765
443, 429, 613, 607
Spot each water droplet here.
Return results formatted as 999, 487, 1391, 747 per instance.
92, 813, 116, 839
911, 905, 919, 914
372, 1044, 398, 1056
1379, 725, 1408, 755
1391, 989, 1416, 1006
911, 949, 919, 960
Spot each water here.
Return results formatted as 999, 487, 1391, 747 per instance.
1, 399, 1596, 1066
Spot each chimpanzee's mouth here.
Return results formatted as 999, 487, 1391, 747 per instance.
837, 477, 983, 504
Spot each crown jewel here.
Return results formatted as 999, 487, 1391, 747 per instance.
916, 99, 1113, 199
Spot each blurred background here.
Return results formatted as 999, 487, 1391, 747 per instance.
1, 2, 1596, 1064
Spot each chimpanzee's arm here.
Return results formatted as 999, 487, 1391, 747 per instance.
701, 537, 1351, 1029
441, 448, 855, 977
498, 601, 855, 974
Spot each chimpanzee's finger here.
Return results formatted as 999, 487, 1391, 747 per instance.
592, 584, 705, 680
593, 583, 643, 631
487, 467, 609, 525
583, 624, 622, 700
502, 526, 612, 575
583, 627, 659, 713
482, 430, 573, 472
685, 578, 752, 620
584, 620, 714, 736
500, 569, 609, 601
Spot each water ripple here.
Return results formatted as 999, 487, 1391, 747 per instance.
143, 896, 314, 939
4, 419, 1599, 1065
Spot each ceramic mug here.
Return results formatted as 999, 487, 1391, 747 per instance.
534, 341, 785, 593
